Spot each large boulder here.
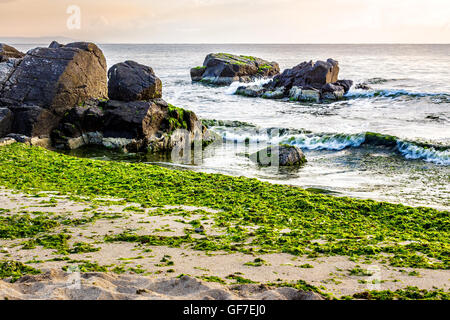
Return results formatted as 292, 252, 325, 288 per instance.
0, 42, 108, 136
52, 99, 214, 153
250, 145, 307, 166
0, 56, 21, 90
266, 59, 339, 91
9, 105, 59, 137
0, 44, 24, 62
236, 59, 353, 102
191, 53, 280, 85
108, 60, 162, 101
0, 108, 13, 137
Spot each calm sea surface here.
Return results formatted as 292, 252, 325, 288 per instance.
13, 44, 450, 209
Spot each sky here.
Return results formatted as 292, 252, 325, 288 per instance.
0, 0, 449, 43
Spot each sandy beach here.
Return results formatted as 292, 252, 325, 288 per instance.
1, 188, 447, 300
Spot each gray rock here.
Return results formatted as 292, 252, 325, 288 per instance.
191, 53, 280, 85
321, 83, 345, 100
334, 80, 353, 93
265, 58, 340, 92
235, 85, 265, 97
52, 99, 214, 153
355, 82, 371, 90
0, 42, 108, 138
0, 44, 24, 62
108, 60, 162, 101
9, 105, 60, 137
0, 42, 108, 136
0, 108, 13, 137
0, 58, 21, 88
237, 58, 353, 102
299, 89, 321, 102
262, 87, 285, 99
6, 133, 31, 143
250, 145, 307, 166
48, 41, 63, 49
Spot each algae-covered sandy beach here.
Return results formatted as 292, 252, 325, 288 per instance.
0, 144, 448, 300
1, 9, 449, 303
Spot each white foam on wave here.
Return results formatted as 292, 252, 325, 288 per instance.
281, 133, 366, 151
219, 129, 365, 151
219, 129, 274, 143
215, 127, 450, 166
225, 78, 272, 95
345, 89, 449, 99
397, 141, 450, 165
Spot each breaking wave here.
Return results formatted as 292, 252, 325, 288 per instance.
225, 78, 271, 95
345, 89, 450, 101
213, 126, 449, 165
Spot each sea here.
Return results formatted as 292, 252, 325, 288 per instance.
13, 44, 450, 209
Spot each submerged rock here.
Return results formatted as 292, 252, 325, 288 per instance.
355, 82, 372, 90
236, 59, 353, 102
108, 60, 162, 101
191, 53, 280, 85
250, 145, 307, 166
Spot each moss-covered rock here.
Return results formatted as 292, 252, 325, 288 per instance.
191, 53, 280, 85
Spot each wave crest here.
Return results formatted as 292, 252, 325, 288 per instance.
214, 126, 449, 165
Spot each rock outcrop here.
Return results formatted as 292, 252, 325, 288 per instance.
9, 105, 59, 137
0, 43, 214, 154
0, 42, 107, 114
191, 53, 280, 85
51, 98, 214, 152
250, 145, 307, 166
108, 60, 162, 101
0, 44, 24, 62
0, 108, 13, 137
236, 59, 353, 102
0, 42, 108, 137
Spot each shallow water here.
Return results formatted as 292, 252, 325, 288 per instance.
14, 43, 450, 209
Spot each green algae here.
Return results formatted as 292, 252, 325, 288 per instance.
0, 214, 59, 239
167, 103, 188, 131
0, 260, 41, 282
200, 275, 226, 284
244, 258, 268, 267
226, 274, 257, 284
0, 144, 448, 269
62, 261, 107, 272
350, 287, 450, 300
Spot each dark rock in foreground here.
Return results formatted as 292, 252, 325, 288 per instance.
250, 145, 307, 166
0, 42, 108, 136
52, 99, 215, 152
191, 53, 280, 85
108, 60, 162, 101
9, 105, 59, 137
0, 108, 13, 137
0, 42, 215, 153
236, 59, 353, 102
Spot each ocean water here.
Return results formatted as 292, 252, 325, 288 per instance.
13, 44, 450, 209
